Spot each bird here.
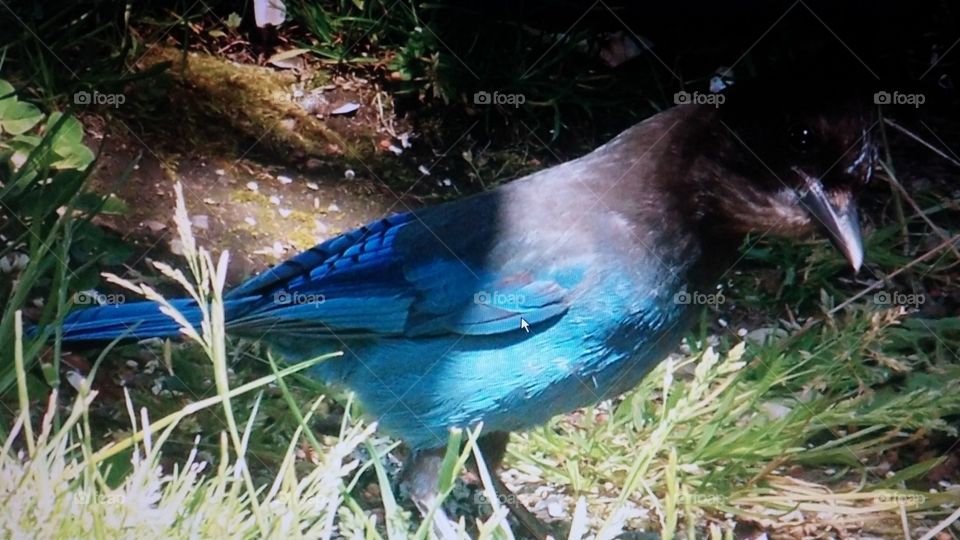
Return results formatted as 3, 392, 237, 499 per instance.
53, 76, 877, 535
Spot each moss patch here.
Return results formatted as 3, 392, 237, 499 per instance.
138, 47, 381, 165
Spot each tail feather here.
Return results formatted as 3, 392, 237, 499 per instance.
58, 297, 255, 342
58, 298, 200, 341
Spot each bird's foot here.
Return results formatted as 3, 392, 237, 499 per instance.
488, 471, 568, 540
400, 448, 462, 539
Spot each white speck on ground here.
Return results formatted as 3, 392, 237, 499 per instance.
143, 220, 167, 232
330, 102, 360, 115
190, 215, 210, 230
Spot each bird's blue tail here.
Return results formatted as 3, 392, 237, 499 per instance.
55, 298, 255, 342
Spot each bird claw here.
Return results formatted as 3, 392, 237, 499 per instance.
487, 469, 568, 540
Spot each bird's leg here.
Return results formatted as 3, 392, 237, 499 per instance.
401, 433, 566, 539
474, 432, 568, 540
400, 447, 461, 539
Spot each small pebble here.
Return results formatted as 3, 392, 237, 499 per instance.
278, 208, 292, 218
306, 181, 319, 190
1, 253, 29, 273
65, 371, 85, 391
244, 216, 257, 226
190, 215, 209, 230
215, 169, 225, 176
330, 102, 360, 115
327, 203, 341, 213
277, 175, 293, 185
418, 165, 430, 176
143, 220, 166, 232
344, 169, 355, 179
269, 195, 281, 205
246, 181, 259, 192
546, 499, 565, 518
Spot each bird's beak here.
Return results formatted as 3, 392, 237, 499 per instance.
796, 172, 864, 273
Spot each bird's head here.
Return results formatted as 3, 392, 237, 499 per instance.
693, 77, 878, 272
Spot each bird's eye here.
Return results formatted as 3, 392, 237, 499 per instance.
788, 124, 818, 153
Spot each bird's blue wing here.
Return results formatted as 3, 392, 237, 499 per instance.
225, 204, 572, 338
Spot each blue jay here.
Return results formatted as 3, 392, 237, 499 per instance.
55, 78, 877, 534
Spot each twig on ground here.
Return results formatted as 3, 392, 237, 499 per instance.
829, 233, 960, 314
884, 118, 960, 169
880, 161, 960, 264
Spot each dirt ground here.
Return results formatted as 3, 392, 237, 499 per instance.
81, 48, 443, 286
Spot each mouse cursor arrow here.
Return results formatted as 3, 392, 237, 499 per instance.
520, 318, 530, 333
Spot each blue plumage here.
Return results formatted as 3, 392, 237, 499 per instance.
58, 99, 876, 452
